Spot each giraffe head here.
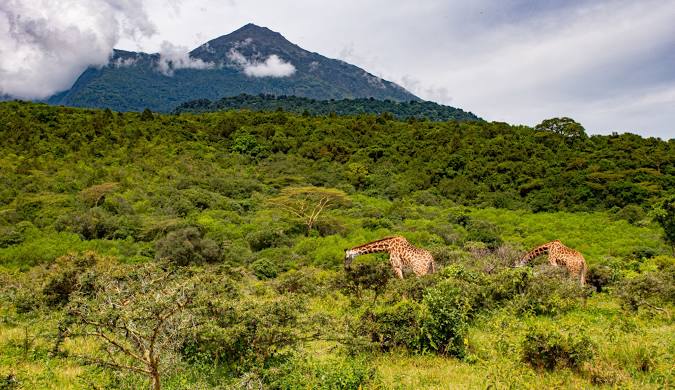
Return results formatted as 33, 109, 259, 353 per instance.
344, 249, 357, 268
515, 256, 528, 267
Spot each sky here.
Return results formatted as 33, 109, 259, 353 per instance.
1, 0, 674, 138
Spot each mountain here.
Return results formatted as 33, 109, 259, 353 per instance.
48, 24, 420, 112
174, 94, 481, 122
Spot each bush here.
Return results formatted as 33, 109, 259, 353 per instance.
246, 228, 291, 252
514, 266, 586, 316
0, 221, 37, 248
275, 268, 323, 295
522, 325, 595, 371
617, 270, 675, 311
42, 251, 100, 307
251, 258, 279, 280
420, 280, 473, 357
55, 208, 140, 240
465, 220, 502, 249
269, 355, 375, 390
586, 264, 618, 293
583, 361, 629, 386
340, 262, 392, 300
182, 295, 303, 373
155, 227, 222, 266
361, 300, 423, 351
614, 205, 645, 225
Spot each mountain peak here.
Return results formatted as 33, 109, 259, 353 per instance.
50, 24, 421, 111
207, 23, 288, 47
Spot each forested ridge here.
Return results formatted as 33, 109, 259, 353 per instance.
174, 94, 481, 122
0, 101, 673, 389
2, 101, 672, 214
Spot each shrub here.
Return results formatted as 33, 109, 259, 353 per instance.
251, 258, 279, 280
361, 300, 423, 351
182, 295, 303, 373
155, 227, 222, 266
586, 264, 618, 293
583, 361, 629, 385
246, 228, 290, 252
269, 355, 375, 390
614, 204, 645, 225
522, 325, 595, 371
616, 270, 675, 311
55, 208, 140, 240
42, 251, 100, 307
514, 266, 586, 316
420, 280, 472, 357
340, 262, 392, 300
465, 220, 502, 249
275, 268, 323, 295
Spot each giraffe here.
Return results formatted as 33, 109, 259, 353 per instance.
344, 236, 435, 279
516, 240, 587, 285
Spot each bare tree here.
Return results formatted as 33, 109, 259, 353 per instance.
268, 186, 349, 234
58, 262, 199, 390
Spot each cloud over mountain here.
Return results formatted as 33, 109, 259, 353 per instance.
156, 41, 216, 76
0, 0, 156, 99
227, 48, 295, 78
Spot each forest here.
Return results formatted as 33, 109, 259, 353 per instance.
174, 94, 481, 122
0, 101, 673, 389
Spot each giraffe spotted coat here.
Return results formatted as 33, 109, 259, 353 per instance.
344, 236, 435, 279
517, 240, 587, 285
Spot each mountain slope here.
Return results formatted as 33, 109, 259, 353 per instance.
48, 24, 419, 112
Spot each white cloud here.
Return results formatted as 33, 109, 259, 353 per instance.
112, 56, 138, 67
227, 48, 295, 78
156, 41, 215, 76
243, 54, 295, 77
0, 0, 156, 99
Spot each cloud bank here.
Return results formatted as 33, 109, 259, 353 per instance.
156, 41, 216, 76
227, 48, 295, 78
0, 0, 156, 99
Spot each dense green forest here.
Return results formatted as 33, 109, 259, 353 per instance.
174, 94, 481, 122
0, 101, 673, 389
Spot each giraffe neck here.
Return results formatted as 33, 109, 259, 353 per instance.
349, 237, 397, 256
519, 241, 559, 264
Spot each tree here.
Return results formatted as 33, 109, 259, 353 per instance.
58, 262, 200, 390
652, 195, 675, 254
140, 108, 154, 121
535, 117, 587, 140
268, 186, 349, 234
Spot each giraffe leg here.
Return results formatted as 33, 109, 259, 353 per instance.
390, 253, 404, 279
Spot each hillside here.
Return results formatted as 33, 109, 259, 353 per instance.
0, 102, 673, 389
46, 24, 419, 112
174, 94, 481, 121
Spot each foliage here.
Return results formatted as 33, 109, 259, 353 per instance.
154, 227, 222, 266
522, 325, 595, 371
60, 262, 201, 390
268, 186, 349, 234
617, 268, 675, 311
182, 294, 304, 374
513, 266, 587, 316
535, 117, 587, 141
176, 94, 481, 122
420, 280, 472, 357
651, 195, 675, 253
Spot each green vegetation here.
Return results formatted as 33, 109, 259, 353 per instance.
174, 94, 481, 122
0, 101, 673, 388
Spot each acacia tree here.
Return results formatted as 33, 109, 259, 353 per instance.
58, 262, 200, 390
268, 186, 349, 234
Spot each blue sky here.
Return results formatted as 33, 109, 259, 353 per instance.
1, 0, 673, 138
